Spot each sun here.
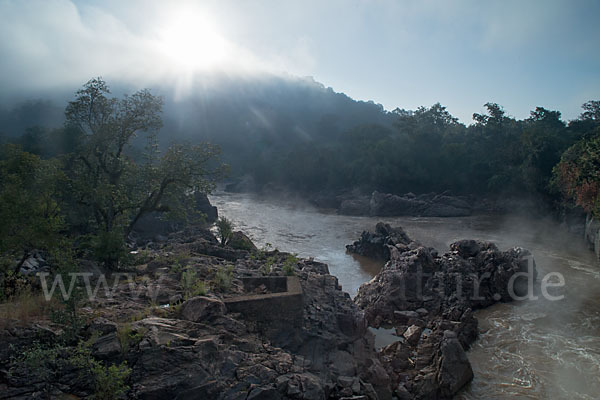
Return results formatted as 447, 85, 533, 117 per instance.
158, 11, 228, 70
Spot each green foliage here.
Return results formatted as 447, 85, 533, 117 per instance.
92, 362, 131, 400
215, 216, 233, 246
70, 337, 131, 400
9, 337, 130, 399
9, 341, 59, 384
0, 267, 28, 302
62, 78, 225, 267
50, 286, 85, 344
552, 131, 600, 218
212, 265, 234, 292
0, 144, 65, 273
260, 256, 275, 275
91, 229, 128, 269
116, 323, 147, 355
282, 254, 299, 276
180, 268, 207, 299
223, 100, 599, 202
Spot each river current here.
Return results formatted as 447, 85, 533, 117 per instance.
210, 192, 600, 399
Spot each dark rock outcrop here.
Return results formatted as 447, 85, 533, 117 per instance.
132, 194, 219, 242
338, 191, 472, 218
229, 231, 259, 251
351, 223, 535, 399
195, 192, 218, 223
369, 192, 427, 217
346, 223, 412, 260
181, 296, 227, 322
339, 198, 371, 216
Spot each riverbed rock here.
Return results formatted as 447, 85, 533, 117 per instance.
352, 223, 535, 399
346, 222, 412, 260
338, 198, 371, 216
437, 332, 473, 396
338, 191, 472, 217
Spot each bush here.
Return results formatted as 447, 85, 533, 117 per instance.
215, 217, 233, 246
180, 268, 207, 299
282, 254, 299, 276
116, 323, 146, 355
261, 256, 275, 275
70, 338, 131, 399
212, 266, 233, 292
92, 362, 131, 400
9, 341, 59, 386
91, 230, 127, 269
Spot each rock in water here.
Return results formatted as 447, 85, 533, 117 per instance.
437, 332, 474, 397
351, 223, 535, 399
338, 198, 370, 216
338, 191, 472, 217
346, 222, 412, 260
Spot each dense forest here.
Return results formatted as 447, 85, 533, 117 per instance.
1, 75, 599, 210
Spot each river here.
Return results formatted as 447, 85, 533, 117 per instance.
210, 192, 600, 399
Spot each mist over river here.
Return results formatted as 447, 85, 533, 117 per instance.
210, 192, 600, 399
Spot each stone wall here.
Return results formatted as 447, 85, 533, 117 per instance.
224, 276, 304, 327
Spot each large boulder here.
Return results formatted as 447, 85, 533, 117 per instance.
337, 191, 473, 217
369, 191, 427, 217
228, 231, 258, 251
346, 222, 412, 260
437, 331, 473, 397
181, 296, 227, 322
338, 198, 370, 216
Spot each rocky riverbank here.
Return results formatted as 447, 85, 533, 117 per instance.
2, 215, 537, 400
1, 225, 391, 400
348, 223, 536, 399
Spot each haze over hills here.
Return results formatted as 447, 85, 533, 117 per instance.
0, 72, 395, 168
1, 70, 598, 199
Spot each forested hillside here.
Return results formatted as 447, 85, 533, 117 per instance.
1, 75, 598, 208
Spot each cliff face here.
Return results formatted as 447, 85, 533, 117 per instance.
350, 223, 535, 399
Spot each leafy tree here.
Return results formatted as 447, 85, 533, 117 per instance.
552, 129, 600, 218
64, 78, 225, 267
0, 144, 65, 273
580, 100, 600, 121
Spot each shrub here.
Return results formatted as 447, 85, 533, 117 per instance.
70, 338, 131, 399
260, 256, 275, 275
92, 362, 131, 400
91, 230, 128, 269
215, 217, 233, 246
9, 341, 59, 386
282, 254, 299, 276
213, 266, 233, 292
180, 268, 207, 299
116, 323, 147, 355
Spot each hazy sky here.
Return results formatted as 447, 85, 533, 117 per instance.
0, 0, 598, 123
